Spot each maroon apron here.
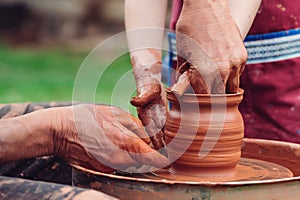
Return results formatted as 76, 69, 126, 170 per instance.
169, 0, 300, 143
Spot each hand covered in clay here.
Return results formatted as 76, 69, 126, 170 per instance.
172, 0, 247, 94
130, 50, 167, 150
52, 104, 169, 173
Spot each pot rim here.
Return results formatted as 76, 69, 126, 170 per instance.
166, 88, 244, 104
166, 88, 244, 97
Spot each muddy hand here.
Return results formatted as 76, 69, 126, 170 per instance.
172, 0, 247, 95
52, 104, 169, 173
131, 89, 166, 150
130, 51, 167, 150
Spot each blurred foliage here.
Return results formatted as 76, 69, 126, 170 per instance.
0, 44, 134, 111
0, 44, 84, 103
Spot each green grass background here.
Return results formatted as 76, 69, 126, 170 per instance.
0, 44, 134, 108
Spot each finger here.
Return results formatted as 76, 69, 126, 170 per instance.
176, 58, 189, 79
226, 65, 240, 93
104, 122, 168, 168
146, 128, 165, 150
109, 148, 139, 169
211, 75, 226, 94
142, 100, 166, 150
171, 71, 191, 96
138, 105, 165, 150
239, 63, 245, 76
100, 119, 168, 169
189, 67, 209, 94
97, 121, 149, 170
122, 115, 151, 144
129, 137, 169, 168
130, 84, 161, 107
98, 106, 146, 140
149, 98, 166, 129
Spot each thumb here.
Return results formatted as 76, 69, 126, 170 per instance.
171, 59, 190, 96
189, 67, 209, 94
130, 84, 161, 107
171, 71, 190, 96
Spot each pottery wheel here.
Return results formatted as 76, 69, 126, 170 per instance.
140, 158, 293, 182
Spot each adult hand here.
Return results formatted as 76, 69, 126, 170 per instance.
172, 0, 247, 95
130, 50, 167, 150
52, 104, 169, 173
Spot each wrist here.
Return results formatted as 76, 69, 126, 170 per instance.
0, 109, 54, 164
131, 52, 162, 90
25, 109, 55, 157
49, 106, 75, 158
183, 0, 228, 7
182, 0, 230, 18
136, 74, 161, 90
179, 0, 235, 32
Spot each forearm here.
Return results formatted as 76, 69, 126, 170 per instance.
182, 0, 261, 39
125, 0, 167, 63
0, 109, 53, 164
229, 0, 262, 39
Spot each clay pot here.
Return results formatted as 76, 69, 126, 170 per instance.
164, 89, 244, 176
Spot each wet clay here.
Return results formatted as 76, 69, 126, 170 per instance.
72, 139, 300, 200
149, 157, 293, 182
164, 89, 244, 177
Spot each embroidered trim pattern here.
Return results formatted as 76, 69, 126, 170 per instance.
245, 29, 300, 64
168, 28, 300, 64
